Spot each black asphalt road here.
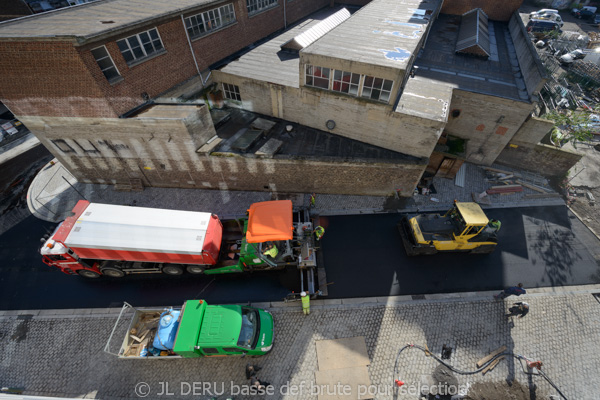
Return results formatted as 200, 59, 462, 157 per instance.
0, 215, 300, 310
0, 206, 599, 310
322, 206, 600, 298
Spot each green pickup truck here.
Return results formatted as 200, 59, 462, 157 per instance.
105, 300, 274, 359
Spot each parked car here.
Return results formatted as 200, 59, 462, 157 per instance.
571, 6, 597, 15
526, 19, 561, 38
534, 13, 564, 27
572, 8, 596, 20
593, 14, 600, 26
530, 8, 559, 19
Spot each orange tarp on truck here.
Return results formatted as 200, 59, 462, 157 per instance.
246, 200, 294, 243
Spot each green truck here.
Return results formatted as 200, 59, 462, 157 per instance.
105, 300, 274, 359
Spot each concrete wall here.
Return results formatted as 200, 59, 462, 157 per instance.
443, 90, 534, 165
441, 0, 523, 22
511, 115, 555, 145
19, 104, 424, 196
508, 13, 548, 98
213, 72, 444, 159
19, 105, 215, 186
496, 142, 582, 177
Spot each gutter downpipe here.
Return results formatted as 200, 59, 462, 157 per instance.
283, 0, 287, 29
181, 14, 205, 87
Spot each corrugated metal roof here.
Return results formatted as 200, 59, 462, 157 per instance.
64, 203, 213, 254
303, 0, 441, 71
456, 8, 490, 58
280, 8, 350, 52
0, 0, 220, 41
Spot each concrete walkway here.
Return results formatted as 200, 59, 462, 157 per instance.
1, 285, 599, 400
26, 159, 565, 224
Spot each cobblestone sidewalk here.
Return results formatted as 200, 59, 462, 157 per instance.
1, 288, 599, 400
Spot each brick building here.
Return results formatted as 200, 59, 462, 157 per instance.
0, 0, 577, 196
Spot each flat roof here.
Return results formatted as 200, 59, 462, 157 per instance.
303, 0, 441, 71
211, 108, 423, 162
0, 0, 219, 42
414, 14, 529, 102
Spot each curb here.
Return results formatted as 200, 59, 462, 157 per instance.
26, 158, 66, 223
2, 284, 599, 318
568, 205, 600, 242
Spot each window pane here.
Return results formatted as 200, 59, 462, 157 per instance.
139, 32, 150, 44
143, 42, 154, 54
349, 85, 359, 95
374, 78, 383, 88
121, 50, 134, 63
380, 91, 390, 103
364, 76, 374, 87
132, 46, 144, 58
383, 79, 393, 91
97, 57, 113, 70
127, 37, 140, 48
104, 67, 120, 81
371, 89, 381, 100
116, 40, 128, 52
362, 88, 371, 97
153, 39, 163, 50
306, 76, 313, 86
334, 70, 342, 80
149, 29, 159, 40
351, 74, 360, 84
91, 47, 108, 59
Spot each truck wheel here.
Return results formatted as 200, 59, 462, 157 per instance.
162, 265, 183, 275
77, 269, 101, 279
186, 265, 205, 274
101, 267, 125, 278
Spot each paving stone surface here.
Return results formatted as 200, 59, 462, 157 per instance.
1, 292, 599, 400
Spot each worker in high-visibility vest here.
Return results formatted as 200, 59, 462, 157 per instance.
301, 291, 310, 315
262, 242, 279, 259
314, 226, 325, 241
488, 219, 501, 232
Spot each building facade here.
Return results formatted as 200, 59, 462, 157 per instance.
0, 0, 577, 196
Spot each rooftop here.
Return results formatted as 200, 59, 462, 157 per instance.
414, 14, 529, 102
396, 13, 529, 122
207, 108, 423, 162
218, 7, 343, 88
0, 0, 219, 42
304, 0, 441, 71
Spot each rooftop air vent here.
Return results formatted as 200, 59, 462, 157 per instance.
455, 8, 490, 59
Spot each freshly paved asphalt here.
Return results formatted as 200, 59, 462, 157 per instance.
1, 206, 599, 310
323, 206, 600, 298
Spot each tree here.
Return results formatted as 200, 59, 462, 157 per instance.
544, 109, 597, 147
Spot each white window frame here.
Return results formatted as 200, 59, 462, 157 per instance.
331, 69, 360, 96
91, 45, 121, 83
361, 76, 394, 103
305, 64, 331, 90
246, 0, 278, 15
222, 83, 241, 101
185, 4, 236, 39
117, 28, 164, 65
